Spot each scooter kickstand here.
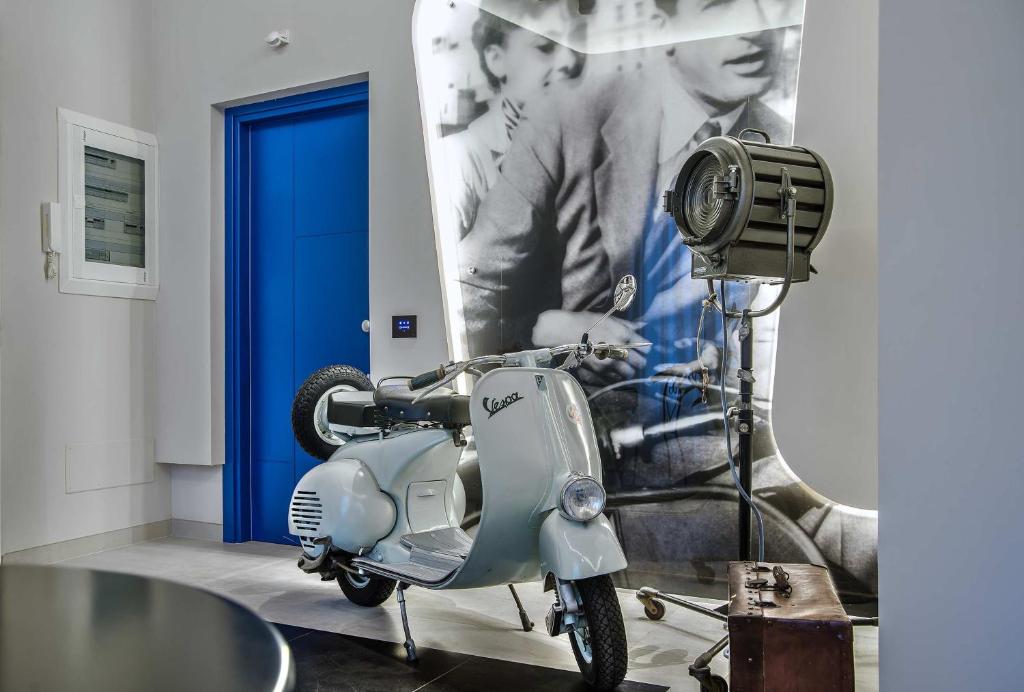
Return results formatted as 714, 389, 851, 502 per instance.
396, 582, 418, 662
507, 584, 534, 632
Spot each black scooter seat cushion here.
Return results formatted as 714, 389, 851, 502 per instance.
373, 384, 471, 426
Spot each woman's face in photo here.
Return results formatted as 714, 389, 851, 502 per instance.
484, 10, 582, 109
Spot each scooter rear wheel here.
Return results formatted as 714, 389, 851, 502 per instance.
568, 575, 628, 691
338, 571, 397, 607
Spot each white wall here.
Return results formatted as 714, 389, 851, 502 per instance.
159, 0, 882, 525
0, 0, 170, 555
879, 0, 1024, 688
773, 0, 879, 510
0, 0, 880, 548
153, 0, 446, 520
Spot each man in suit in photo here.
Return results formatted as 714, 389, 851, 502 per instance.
457, 0, 793, 386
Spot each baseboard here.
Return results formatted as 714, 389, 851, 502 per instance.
171, 518, 223, 542
1, 519, 172, 565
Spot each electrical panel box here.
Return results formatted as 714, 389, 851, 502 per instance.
57, 109, 158, 300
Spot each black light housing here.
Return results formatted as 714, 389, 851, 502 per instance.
664, 130, 834, 283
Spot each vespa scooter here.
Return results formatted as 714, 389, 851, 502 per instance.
288, 276, 641, 690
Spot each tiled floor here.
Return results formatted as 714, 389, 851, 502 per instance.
275, 622, 664, 691
57, 538, 878, 691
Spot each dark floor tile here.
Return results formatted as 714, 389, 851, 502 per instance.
272, 622, 667, 692
426, 655, 666, 692
274, 622, 314, 643
274, 623, 468, 692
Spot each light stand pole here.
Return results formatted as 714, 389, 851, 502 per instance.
737, 313, 755, 561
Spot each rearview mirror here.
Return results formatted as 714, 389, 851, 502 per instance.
582, 274, 639, 343
613, 275, 637, 312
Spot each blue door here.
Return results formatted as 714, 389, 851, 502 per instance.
246, 100, 369, 544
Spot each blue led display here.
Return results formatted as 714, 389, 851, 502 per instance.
391, 315, 417, 338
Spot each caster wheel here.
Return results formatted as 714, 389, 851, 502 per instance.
643, 599, 666, 621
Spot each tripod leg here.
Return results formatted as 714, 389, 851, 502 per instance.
507, 584, 534, 632
689, 635, 730, 692
396, 582, 418, 662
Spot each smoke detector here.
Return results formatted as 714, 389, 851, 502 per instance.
265, 30, 290, 48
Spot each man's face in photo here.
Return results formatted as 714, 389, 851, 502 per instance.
483, 6, 582, 110
665, 0, 786, 112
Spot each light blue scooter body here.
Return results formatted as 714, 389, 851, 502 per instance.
289, 367, 626, 588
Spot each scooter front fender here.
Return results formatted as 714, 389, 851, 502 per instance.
538, 512, 628, 581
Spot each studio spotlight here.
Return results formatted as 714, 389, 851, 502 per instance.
637, 133, 854, 680
664, 129, 834, 283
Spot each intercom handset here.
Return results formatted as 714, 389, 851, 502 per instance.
41, 202, 61, 280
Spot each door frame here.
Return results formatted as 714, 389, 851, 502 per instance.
223, 82, 369, 543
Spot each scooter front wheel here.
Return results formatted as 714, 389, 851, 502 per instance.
338, 571, 397, 607
568, 575, 628, 691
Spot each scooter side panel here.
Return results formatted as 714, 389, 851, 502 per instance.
448, 368, 607, 588
336, 428, 463, 565
537, 512, 628, 581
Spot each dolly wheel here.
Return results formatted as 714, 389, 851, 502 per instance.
643, 599, 666, 621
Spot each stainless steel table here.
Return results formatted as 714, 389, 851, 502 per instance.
0, 564, 294, 692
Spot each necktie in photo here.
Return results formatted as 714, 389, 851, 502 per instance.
691, 118, 722, 149
501, 97, 523, 144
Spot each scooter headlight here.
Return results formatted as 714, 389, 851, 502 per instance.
560, 475, 606, 522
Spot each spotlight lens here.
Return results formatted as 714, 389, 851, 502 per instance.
561, 476, 606, 522
684, 153, 734, 239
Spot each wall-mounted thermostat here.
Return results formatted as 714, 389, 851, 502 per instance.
57, 108, 158, 300
391, 315, 417, 338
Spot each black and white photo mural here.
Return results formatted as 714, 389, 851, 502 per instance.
413, 0, 877, 601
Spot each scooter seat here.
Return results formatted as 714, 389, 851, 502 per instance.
373, 384, 471, 426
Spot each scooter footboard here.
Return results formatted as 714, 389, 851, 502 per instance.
538, 512, 627, 581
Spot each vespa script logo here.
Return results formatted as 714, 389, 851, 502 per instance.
482, 392, 524, 419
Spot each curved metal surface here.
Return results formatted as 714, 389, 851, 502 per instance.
538, 512, 628, 581
319, 428, 462, 566
0, 565, 293, 692
290, 458, 397, 554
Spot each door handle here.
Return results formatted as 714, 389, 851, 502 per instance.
361, 320, 370, 333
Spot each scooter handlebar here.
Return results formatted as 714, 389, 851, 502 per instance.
592, 342, 648, 361
594, 345, 629, 361
409, 366, 447, 390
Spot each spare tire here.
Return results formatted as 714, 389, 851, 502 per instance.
292, 364, 373, 461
